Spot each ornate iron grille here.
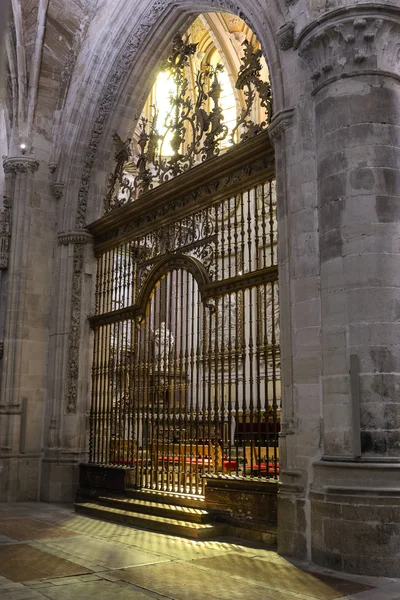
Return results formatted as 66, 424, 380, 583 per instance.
89, 134, 279, 495
104, 33, 272, 212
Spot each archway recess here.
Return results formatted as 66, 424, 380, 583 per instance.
84, 15, 281, 510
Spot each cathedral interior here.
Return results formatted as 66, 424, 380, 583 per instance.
0, 0, 400, 596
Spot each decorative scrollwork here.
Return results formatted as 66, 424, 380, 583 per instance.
103, 33, 272, 213
231, 40, 273, 143
104, 134, 133, 212
131, 205, 217, 284
0, 197, 11, 269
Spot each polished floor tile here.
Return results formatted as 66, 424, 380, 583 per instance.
0, 544, 91, 582
30, 579, 158, 600
189, 553, 374, 599
0, 518, 79, 542
109, 562, 300, 600
107, 529, 237, 560
0, 503, 397, 600
41, 536, 172, 569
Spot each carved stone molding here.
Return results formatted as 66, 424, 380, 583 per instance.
3, 156, 39, 174
58, 230, 93, 246
75, 1, 171, 229
51, 182, 64, 199
0, 197, 11, 269
268, 108, 295, 144
296, 5, 400, 90
65, 243, 85, 414
277, 22, 295, 51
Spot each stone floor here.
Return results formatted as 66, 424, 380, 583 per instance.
0, 503, 399, 600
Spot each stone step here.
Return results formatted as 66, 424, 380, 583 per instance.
95, 494, 212, 524
75, 502, 228, 540
124, 488, 206, 509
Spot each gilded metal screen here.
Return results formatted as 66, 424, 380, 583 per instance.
89, 169, 280, 495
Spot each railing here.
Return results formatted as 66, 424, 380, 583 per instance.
88, 131, 279, 495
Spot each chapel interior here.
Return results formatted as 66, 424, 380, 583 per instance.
0, 0, 399, 589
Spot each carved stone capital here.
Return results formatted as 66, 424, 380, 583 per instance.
3, 156, 39, 174
277, 22, 295, 51
268, 108, 295, 144
58, 230, 93, 246
51, 182, 65, 199
296, 5, 400, 91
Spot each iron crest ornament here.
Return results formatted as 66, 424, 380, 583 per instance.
104, 33, 272, 213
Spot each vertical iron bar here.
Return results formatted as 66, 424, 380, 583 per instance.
242, 290, 249, 476
189, 273, 195, 492
214, 295, 220, 475
254, 186, 260, 271
234, 292, 240, 476
113, 318, 121, 464
271, 280, 278, 478
247, 188, 252, 274
143, 296, 152, 489
195, 287, 202, 493
227, 291, 233, 474
201, 303, 208, 486
263, 281, 270, 479
89, 327, 98, 463
169, 270, 177, 491
183, 269, 190, 491
98, 324, 106, 464
106, 322, 113, 464
261, 183, 267, 269
137, 316, 146, 488
220, 200, 226, 475
134, 321, 141, 487
248, 286, 255, 477
227, 197, 233, 279
127, 318, 134, 468
256, 286, 262, 477
214, 203, 219, 281
178, 267, 186, 491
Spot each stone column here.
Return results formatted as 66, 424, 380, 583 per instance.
0, 156, 39, 501
298, 5, 400, 576
41, 226, 95, 502
270, 108, 310, 558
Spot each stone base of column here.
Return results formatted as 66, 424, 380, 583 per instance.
277, 481, 308, 558
40, 458, 81, 502
0, 455, 41, 501
311, 460, 400, 576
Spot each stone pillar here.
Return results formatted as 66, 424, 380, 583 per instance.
270, 108, 311, 558
298, 5, 400, 576
41, 226, 95, 502
0, 156, 39, 501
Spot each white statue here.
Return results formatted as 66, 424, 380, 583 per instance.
153, 322, 174, 371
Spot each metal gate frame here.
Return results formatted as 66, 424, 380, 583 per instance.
88, 131, 280, 496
